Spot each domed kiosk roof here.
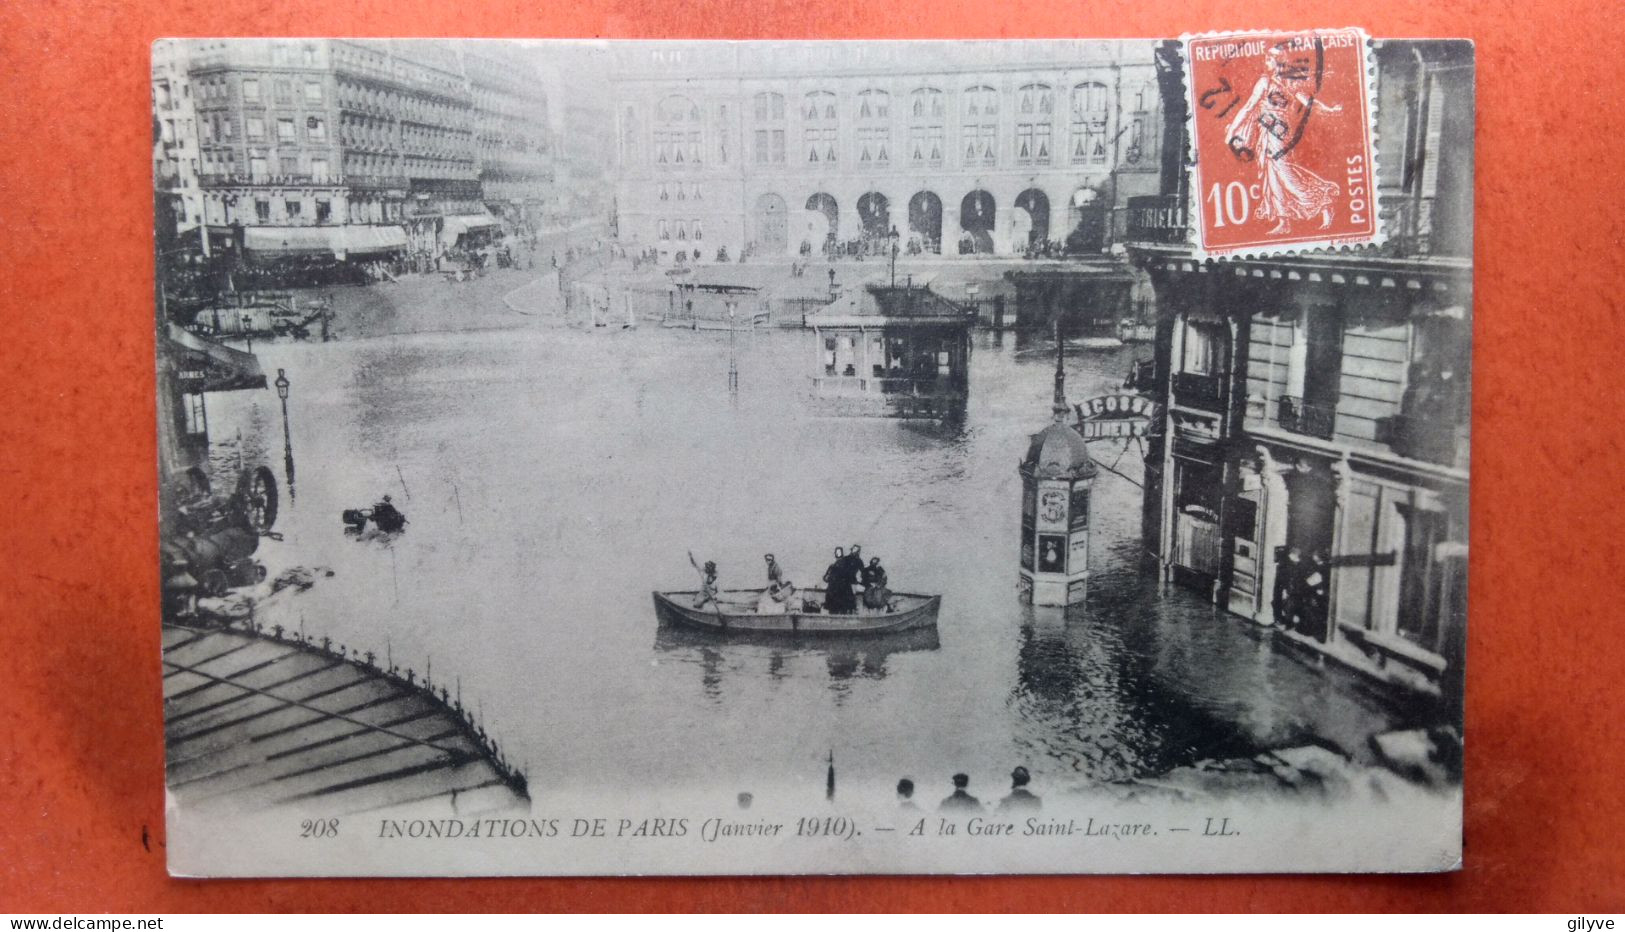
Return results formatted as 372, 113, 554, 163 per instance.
1022, 418, 1097, 481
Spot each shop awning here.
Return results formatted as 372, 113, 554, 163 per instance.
165, 323, 267, 393
243, 226, 347, 257
343, 225, 408, 256
440, 213, 501, 240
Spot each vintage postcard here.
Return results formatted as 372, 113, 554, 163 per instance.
154, 36, 1473, 876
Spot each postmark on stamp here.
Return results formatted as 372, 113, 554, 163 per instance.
1182, 27, 1379, 258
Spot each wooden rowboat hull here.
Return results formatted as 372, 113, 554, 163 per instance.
653, 589, 940, 635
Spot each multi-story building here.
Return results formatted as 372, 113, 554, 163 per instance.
607, 41, 1163, 263
166, 39, 551, 266
152, 39, 207, 242
461, 43, 555, 233
1126, 40, 1474, 710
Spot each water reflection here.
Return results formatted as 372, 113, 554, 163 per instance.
654, 622, 941, 706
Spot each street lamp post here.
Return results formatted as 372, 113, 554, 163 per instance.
274, 368, 295, 499
888, 225, 900, 289
726, 300, 738, 393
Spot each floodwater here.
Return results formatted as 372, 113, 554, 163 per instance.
207, 292, 1413, 803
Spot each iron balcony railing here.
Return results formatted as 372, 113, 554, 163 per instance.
1277, 395, 1336, 440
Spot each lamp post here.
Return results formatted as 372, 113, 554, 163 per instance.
726, 300, 738, 393
274, 368, 295, 499
888, 225, 900, 289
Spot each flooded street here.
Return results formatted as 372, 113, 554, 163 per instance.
208, 281, 1412, 803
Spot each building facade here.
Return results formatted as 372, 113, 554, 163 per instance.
462, 43, 555, 232
159, 39, 552, 263
152, 40, 207, 242
1127, 40, 1474, 709
608, 41, 1163, 263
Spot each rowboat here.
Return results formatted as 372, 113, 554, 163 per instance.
653, 589, 941, 635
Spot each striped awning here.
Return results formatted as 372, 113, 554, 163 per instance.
243, 226, 346, 257
165, 323, 267, 393
343, 225, 408, 256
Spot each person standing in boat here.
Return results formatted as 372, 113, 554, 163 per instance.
692, 558, 721, 610
822, 547, 857, 614
764, 553, 784, 588
861, 556, 891, 612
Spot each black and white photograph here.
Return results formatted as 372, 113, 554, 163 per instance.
153, 36, 1473, 876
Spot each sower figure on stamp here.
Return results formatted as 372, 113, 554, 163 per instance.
1226, 42, 1345, 235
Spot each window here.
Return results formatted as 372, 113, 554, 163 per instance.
285, 199, 302, 218
305, 82, 323, 104
316, 199, 331, 222
1181, 321, 1219, 375
963, 123, 996, 167
692, 220, 703, 241
1069, 82, 1110, 165
222, 118, 232, 139
857, 126, 889, 164
307, 116, 325, 141
658, 183, 669, 201
255, 199, 271, 221
803, 91, 837, 122
676, 220, 689, 241
753, 91, 785, 122
276, 118, 295, 142
201, 119, 214, 143
303, 44, 318, 66
1015, 84, 1053, 166
248, 156, 268, 179
910, 87, 944, 119
246, 117, 265, 140
963, 86, 998, 166
311, 157, 328, 181
804, 127, 837, 163
275, 80, 293, 103
280, 156, 298, 175
856, 89, 890, 120
1015, 122, 1052, 166
242, 79, 260, 103
658, 219, 669, 240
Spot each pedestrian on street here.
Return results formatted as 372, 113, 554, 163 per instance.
996, 766, 1042, 812
938, 773, 982, 812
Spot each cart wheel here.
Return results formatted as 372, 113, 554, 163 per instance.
237, 465, 279, 531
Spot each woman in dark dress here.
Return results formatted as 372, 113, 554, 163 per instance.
822, 546, 856, 614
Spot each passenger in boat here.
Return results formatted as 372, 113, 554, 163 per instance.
764, 553, 784, 587
757, 579, 796, 615
694, 560, 721, 610
860, 557, 891, 612
938, 773, 982, 812
822, 547, 857, 615
996, 766, 1042, 813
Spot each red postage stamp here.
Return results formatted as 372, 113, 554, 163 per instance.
1183, 28, 1378, 257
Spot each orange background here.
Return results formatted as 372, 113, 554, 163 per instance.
2, 0, 1623, 913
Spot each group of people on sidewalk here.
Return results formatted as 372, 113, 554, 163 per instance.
690, 547, 895, 616
896, 768, 1042, 813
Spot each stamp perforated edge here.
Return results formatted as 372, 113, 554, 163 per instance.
1176, 27, 1385, 262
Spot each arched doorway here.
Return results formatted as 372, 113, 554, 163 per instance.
1065, 186, 1107, 254
754, 193, 788, 256
1015, 188, 1050, 251
857, 192, 891, 249
907, 191, 942, 254
959, 190, 995, 254
806, 193, 839, 253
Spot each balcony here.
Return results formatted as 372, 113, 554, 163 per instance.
1171, 371, 1223, 413
1277, 396, 1336, 440
347, 174, 410, 191
199, 173, 342, 188
1374, 413, 1467, 468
